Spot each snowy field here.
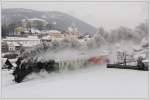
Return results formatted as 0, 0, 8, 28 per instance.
2, 65, 148, 99
1, 41, 149, 99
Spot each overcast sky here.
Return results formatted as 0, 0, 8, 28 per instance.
2, 1, 148, 30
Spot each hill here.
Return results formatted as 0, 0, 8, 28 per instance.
2, 8, 97, 34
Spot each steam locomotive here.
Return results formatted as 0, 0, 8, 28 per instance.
11, 55, 109, 83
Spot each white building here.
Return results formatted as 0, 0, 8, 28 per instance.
3, 36, 41, 47
7, 42, 20, 51
41, 35, 51, 42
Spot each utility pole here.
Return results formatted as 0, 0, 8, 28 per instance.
123, 52, 126, 66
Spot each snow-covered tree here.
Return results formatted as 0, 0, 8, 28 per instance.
70, 37, 82, 49
135, 20, 149, 40
86, 38, 96, 49
140, 38, 149, 48
93, 27, 107, 47
60, 37, 72, 49
108, 26, 139, 43
60, 37, 82, 49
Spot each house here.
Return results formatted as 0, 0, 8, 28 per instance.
49, 30, 64, 41
7, 42, 21, 52
41, 35, 51, 42
64, 26, 80, 38
63, 31, 80, 38
15, 26, 25, 34
1, 41, 9, 53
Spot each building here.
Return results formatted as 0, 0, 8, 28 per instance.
64, 25, 80, 38
49, 30, 64, 41
3, 36, 41, 47
15, 26, 25, 34
7, 42, 21, 52
1, 41, 9, 53
64, 31, 80, 38
41, 35, 51, 42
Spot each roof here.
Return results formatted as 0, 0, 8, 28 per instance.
28, 18, 47, 22
41, 35, 51, 40
30, 28, 40, 33
7, 42, 20, 46
3, 36, 40, 41
22, 18, 47, 23
49, 30, 61, 33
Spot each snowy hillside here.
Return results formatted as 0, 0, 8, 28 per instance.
2, 8, 97, 34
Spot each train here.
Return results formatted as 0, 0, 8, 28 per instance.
7, 54, 109, 83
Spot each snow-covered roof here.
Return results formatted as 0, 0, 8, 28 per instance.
7, 42, 20, 46
49, 30, 61, 33
27, 18, 47, 22
3, 36, 40, 41
41, 30, 50, 33
30, 28, 41, 33
84, 34, 91, 38
27, 36, 39, 39
41, 35, 51, 40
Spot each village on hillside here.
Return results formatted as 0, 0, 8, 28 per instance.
2, 18, 92, 58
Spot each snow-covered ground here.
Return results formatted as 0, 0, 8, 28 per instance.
1, 41, 149, 98
2, 65, 148, 98
1, 40, 148, 98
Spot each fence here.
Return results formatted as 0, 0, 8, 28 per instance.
117, 51, 136, 64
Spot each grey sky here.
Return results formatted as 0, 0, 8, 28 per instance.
2, 1, 148, 30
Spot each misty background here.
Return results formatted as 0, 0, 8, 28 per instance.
2, 1, 148, 45
2, 1, 148, 30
